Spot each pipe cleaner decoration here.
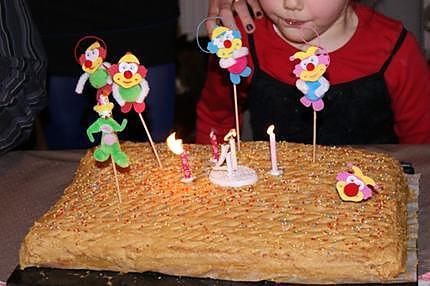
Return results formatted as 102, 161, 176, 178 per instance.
75, 39, 112, 100
86, 96, 129, 169
336, 164, 378, 202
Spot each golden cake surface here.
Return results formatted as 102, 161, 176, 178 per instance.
20, 141, 408, 283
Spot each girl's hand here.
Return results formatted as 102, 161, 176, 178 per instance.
206, 0, 263, 35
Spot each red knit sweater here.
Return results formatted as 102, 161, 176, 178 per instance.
196, 3, 430, 144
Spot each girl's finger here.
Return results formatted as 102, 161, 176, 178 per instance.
218, 0, 238, 30
234, 0, 255, 33
246, 0, 264, 19
206, 0, 221, 34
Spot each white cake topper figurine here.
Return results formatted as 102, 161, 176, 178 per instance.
209, 129, 257, 187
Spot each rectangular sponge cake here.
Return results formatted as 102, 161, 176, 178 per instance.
19, 141, 408, 283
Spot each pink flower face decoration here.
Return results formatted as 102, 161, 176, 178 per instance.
336, 164, 378, 202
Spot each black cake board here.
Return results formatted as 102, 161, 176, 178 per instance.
7, 266, 417, 286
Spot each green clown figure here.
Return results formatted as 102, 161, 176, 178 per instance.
87, 97, 129, 168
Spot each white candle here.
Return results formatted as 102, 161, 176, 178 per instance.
266, 125, 282, 176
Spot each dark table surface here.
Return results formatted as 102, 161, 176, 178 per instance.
1, 145, 429, 282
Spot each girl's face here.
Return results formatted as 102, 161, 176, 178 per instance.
260, 0, 351, 46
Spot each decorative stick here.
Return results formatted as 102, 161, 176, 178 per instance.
111, 157, 122, 203
313, 111, 317, 163
233, 84, 241, 151
138, 113, 163, 169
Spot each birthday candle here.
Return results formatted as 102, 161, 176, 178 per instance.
209, 129, 220, 162
167, 133, 195, 183
266, 125, 282, 176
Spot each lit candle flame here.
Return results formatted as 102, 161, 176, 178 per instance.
167, 132, 184, 155
224, 129, 237, 141
266, 124, 275, 135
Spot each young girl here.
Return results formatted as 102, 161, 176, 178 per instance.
196, 0, 430, 145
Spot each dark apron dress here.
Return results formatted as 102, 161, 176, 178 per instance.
247, 28, 407, 145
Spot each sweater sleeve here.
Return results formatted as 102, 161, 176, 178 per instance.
196, 56, 235, 144
0, 0, 47, 155
385, 32, 430, 143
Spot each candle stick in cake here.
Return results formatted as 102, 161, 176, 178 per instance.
266, 125, 282, 176
224, 129, 238, 170
108, 52, 163, 168
74, 37, 112, 101
166, 132, 195, 183
206, 26, 252, 151
86, 97, 129, 203
209, 129, 220, 162
290, 46, 330, 163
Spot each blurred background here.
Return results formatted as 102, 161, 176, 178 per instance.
4, 0, 430, 152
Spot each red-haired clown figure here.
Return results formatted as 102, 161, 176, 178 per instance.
75, 41, 112, 100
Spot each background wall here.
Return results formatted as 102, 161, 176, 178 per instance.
179, 0, 209, 40
362, 0, 424, 45
424, 0, 430, 57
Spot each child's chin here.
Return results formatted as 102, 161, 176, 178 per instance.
279, 30, 307, 44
